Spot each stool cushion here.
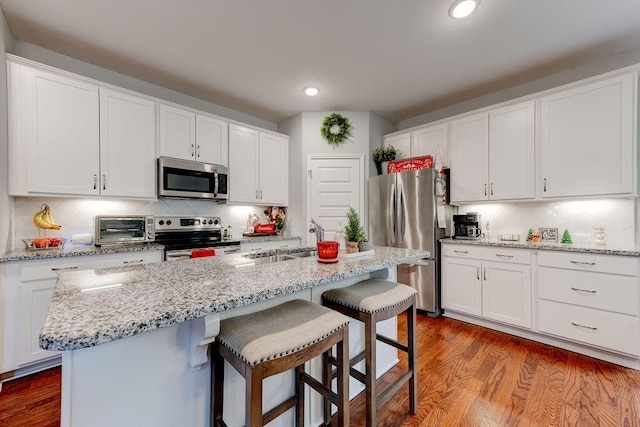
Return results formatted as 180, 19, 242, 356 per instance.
322, 279, 417, 313
217, 299, 349, 366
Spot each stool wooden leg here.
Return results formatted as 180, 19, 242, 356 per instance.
365, 315, 376, 427
211, 349, 225, 427
246, 367, 263, 427
407, 303, 417, 414
322, 349, 331, 425
337, 329, 350, 427
295, 364, 305, 426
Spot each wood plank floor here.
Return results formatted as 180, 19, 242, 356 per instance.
1, 315, 640, 426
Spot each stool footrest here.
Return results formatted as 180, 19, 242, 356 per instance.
376, 334, 408, 353
262, 396, 297, 425
301, 372, 339, 406
378, 370, 414, 407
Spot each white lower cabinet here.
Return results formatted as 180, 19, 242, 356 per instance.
442, 244, 531, 329
1, 250, 163, 374
537, 251, 640, 357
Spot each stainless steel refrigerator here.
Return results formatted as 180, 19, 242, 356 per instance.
369, 168, 450, 316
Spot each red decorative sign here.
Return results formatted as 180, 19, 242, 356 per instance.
387, 156, 433, 173
254, 223, 276, 233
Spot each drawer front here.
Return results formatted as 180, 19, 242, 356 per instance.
442, 244, 530, 265
538, 267, 639, 315
538, 251, 637, 276
441, 244, 484, 259
538, 299, 640, 356
20, 251, 163, 282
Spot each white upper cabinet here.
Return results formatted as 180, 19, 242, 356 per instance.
489, 101, 535, 200
411, 123, 449, 167
382, 133, 411, 159
195, 114, 229, 166
15, 64, 100, 196
159, 104, 229, 166
540, 73, 635, 198
450, 101, 535, 203
99, 88, 157, 198
228, 124, 288, 206
450, 112, 489, 202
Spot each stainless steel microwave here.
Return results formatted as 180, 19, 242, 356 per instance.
95, 215, 155, 246
158, 157, 229, 201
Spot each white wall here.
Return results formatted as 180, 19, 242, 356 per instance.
12, 41, 276, 131
456, 199, 635, 250
0, 6, 15, 254
279, 111, 377, 245
11, 198, 282, 249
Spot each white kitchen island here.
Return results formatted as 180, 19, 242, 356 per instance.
40, 246, 428, 427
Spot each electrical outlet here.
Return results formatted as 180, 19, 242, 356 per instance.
573, 233, 590, 242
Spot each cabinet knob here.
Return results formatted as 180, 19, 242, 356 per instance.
102, 175, 106, 190
93, 174, 97, 190
476, 267, 480, 280
197, 145, 200, 158
543, 178, 547, 192
191, 144, 195, 157
490, 182, 494, 196
484, 183, 487, 196
483, 267, 487, 281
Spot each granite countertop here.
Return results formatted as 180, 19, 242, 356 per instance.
0, 243, 166, 263
440, 238, 640, 257
39, 246, 428, 351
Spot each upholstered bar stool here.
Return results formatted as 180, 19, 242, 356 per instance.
322, 279, 418, 426
210, 299, 350, 427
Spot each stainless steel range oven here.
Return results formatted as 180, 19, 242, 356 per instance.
154, 216, 241, 261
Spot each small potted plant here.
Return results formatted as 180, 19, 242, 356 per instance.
373, 145, 398, 175
344, 207, 365, 254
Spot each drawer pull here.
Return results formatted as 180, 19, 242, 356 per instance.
570, 260, 596, 266
123, 259, 144, 264
570, 287, 596, 294
496, 254, 513, 259
51, 266, 79, 271
571, 322, 598, 331
454, 250, 468, 254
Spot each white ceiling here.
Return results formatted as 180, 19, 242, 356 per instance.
2, 0, 640, 123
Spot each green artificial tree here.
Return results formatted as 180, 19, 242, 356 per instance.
344, 207, 366, 243
561, 229, 573, 244
526, 228, 533, 242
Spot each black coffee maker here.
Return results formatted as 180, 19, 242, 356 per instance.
453, 213, 482, 239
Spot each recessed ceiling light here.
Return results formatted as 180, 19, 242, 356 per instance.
304, 86, 319, 96
449, 0, 479, 19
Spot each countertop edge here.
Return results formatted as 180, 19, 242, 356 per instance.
440, 238, 640, 257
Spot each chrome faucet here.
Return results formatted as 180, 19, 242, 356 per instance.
309, 218, 325, 242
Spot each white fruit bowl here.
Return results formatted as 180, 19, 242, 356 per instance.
23, 237, 67, 251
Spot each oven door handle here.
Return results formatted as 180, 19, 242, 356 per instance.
165, 250, 193, 260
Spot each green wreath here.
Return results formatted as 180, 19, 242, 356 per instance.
320, 113, 353, 146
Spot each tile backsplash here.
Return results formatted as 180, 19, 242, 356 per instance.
456, 199, 635, 249
11, 197, 276, 249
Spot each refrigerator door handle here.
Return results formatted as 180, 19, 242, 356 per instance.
390, 184, 396, 244
398, 183, 405, 244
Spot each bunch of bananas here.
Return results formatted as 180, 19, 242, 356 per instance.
33, 204, 62, 230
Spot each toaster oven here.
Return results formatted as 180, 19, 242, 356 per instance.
95, 215, 155, 246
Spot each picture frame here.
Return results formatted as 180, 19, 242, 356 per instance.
539, 227, 558, 242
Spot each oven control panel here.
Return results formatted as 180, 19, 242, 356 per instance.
155, 216, 222, 231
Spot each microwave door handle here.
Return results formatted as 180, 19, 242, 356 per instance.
214, 171, 219, 196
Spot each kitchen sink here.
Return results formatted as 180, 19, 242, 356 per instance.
286, 250, 316, 258
262, 254, 296, 263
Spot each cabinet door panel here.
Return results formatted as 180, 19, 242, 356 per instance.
383, 133, 411, 159
196, 114, 228, 166
259, 133, 288, 206
100, 89, 156, 198
450, 113, 489, 202
442, 257, 482, 316
24, 66, 100, 195
18, 280, 60, 365
411, 124, 448, 167
229, 125, 259, 203
159, 104, 195, 161
540, 74, 634, 197
489, 101, 535, 200
482, 261, 531, 328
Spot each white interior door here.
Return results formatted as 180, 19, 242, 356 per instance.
307, 156, 365, 245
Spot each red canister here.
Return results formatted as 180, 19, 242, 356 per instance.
317, 241, 339, 263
